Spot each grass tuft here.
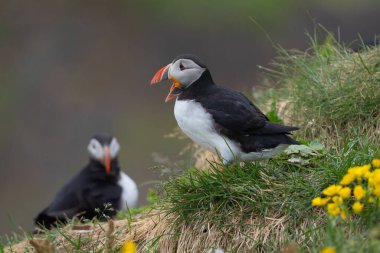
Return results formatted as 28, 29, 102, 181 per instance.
265, 32, 380, 146
162, 160, 317, 225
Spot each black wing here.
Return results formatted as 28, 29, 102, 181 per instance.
80, 184, 122, 218
199, 87, 298, 136
35, 175, 122, 229
34, 183, 81, 229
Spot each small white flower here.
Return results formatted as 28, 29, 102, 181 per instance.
207, 247, 224, 253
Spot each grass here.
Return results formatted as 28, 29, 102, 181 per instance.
163, 159, 317, 225
261, 31, 380, 147
157, 138, 378, 252
3, 33, 380, 252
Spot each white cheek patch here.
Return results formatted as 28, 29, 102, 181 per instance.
180, 68, 205, 86
109, 138, 120, 158
169, 59, 205, 87
87, 139, 104, 160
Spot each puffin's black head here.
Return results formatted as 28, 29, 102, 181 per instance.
87, 133, 120, 175
151, 54, 211, 102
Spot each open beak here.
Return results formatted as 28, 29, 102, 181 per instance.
103, 147, 111, 174
165, 81, 182, 102
151, 64, 183, 102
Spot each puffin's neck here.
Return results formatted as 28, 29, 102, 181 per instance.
178, 70, 214, 100
88, 159, 120, 181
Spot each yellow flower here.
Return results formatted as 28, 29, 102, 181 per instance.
373, 186, 380, 197
332, 196, 343, 204
321, 246, 336, 253
352, 202, 364, 214
371, 170, 380, 186
348, 166, 362, 177
327, 203, 340, 216
368, 178, 374, 187
312, 197, 330, 206
369, 197, 374, 203
354, 185, 366, 200
340, 210, 347, 220
364, 171, 373, 179
120, 240, 137, 253
348, 165, 370, 178
340, 173, 355, 185
372, 159, 380, 168
338, 187, 351, 199
362, 164, 371, 173
323, 185, 342, 196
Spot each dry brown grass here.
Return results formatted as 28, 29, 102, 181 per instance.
5, 209, 318, 253
28, 239, 56, 253
6, 218, 131, 253
194, 149, 220, 170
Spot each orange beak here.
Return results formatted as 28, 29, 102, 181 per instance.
151, 64, 183, 102
150, 64, 170, 85
104, 147, 111, 174
165, 80, 182, 102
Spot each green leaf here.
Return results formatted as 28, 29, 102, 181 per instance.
265, 89, 283, 124
288, 156, 311, 165
284, 144, 315, 156
147, 189, 158, 204
309, 140, 325, 151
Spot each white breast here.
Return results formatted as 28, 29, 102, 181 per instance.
117, 171, 138, 210
174, 99, 240, 162
174, 99, 289, 162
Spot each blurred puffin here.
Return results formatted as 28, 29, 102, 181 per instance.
151, 54, 300, 163
34, 133, 138, 229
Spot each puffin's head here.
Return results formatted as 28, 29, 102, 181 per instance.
151, 54, 207, 102
87, 133, 120, 174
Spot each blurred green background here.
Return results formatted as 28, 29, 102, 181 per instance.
0, 0, 379, 237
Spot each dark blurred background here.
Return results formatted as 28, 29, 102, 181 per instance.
0, 0, 379, 237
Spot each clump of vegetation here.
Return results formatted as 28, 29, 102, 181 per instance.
312, 159, 380, 253
266, 32, 380, 146
312, 159, 380, 220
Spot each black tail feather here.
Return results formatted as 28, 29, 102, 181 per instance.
34, 211, 66, 230
238, 133, 300, 153
253, 122, 299, 135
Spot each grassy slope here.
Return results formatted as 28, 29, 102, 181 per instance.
3, 36, 380, 253
156, 35, 380, 252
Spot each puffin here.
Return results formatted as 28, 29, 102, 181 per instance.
34, 133, 138, 229
151, 54, 300, 163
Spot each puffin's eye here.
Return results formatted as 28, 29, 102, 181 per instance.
179, 63, 185, 71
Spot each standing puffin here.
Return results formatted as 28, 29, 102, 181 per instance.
34, 133, 138, 229
151, 54, 300, 163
